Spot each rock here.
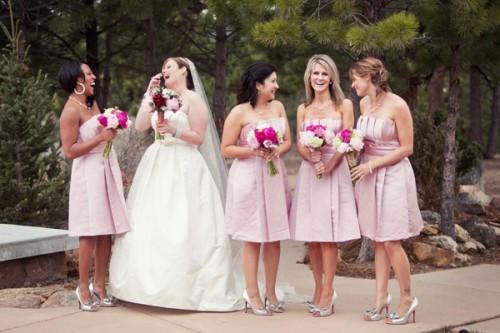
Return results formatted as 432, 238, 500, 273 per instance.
458, 241, 479, 254
41, 290, 78, 308
0, 294, 44, 308
461, 217, 497, 248
455, 224, 471, 243
412, 242, 455, 267
493, 226, 500, 245
421, 224, 440, 236
470, 239, 487, 253
421, 210, 441, 225
456, 185, 492, 215
454, 253, 472, 266
427, 235, 458, 253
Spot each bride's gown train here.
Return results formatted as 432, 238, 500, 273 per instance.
109, 108, 243, 311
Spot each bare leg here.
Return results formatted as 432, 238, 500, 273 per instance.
372, 241, 391, 310
263, 241, 281, 305
78, 236, 96, 303
93, 235, 112, 298
384, 240, 412, 314
317, 242, 337, 309
242, 241, 264, 307
308, 242, 323, 305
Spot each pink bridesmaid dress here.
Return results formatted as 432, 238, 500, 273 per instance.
225, 118, 291, 242
68, 115, 130, 236
355, 116, 423, 241
290, 118, 360, 242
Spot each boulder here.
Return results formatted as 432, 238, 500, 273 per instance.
41, 290, 78, 308
470, 239, 487, 253
412, 242, 455, 267
427, 235, 458, 253
421, 210, 441, 225
458, 241, 479, 254
461, 217, 497, 248
421, 224, 440, 236
0, 293, 44, 308
457, 165, 482, 186
454, 253, 472, 266
456, 185, 492, 215
455, 224, 471, 243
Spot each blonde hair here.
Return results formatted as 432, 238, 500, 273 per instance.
304, 54, 345, 107
349, 57, 390, 94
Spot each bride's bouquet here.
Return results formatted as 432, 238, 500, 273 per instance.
150, 87, 182, 140
97, 107, 132, 158
299, 124, 333, 178
332, 128, 364, 169
247, 125, 284, 176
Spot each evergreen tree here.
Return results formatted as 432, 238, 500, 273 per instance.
0, 4, 68, 227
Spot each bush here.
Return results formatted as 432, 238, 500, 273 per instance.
0, 45, 69, 228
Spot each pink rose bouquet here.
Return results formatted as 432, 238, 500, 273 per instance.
246, 125, 284, 176
332, 128, 364, 168
299, 124, 333, 178
97, 107, 132, 158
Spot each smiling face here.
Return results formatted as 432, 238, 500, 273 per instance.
162, 59, 187, 88
309, 63, 331, 95
78, 64, 96, 96
350, 72, 371, 97
256, 72, 279, 101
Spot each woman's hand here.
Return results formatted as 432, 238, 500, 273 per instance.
314, 161, 326, 177
253, 147, 278, 160
310, 149, 322, 163
147, 73, 162, 93
351, 162, 372, 181
156, 120, 176, 136
100, 128, 117, 142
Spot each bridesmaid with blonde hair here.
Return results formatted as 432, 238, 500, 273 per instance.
222, 62, 292, 316
350, 57, 423, 325
290, 54, 360, 317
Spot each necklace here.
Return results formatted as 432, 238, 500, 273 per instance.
311, 101, 334, 113
368, 93, 386, 114
70, 95, 91, 111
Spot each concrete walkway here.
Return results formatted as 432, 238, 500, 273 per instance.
1, 240, 499, 333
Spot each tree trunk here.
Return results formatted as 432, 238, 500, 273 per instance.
428, 66, 446, 115
213, 20, 227, 137
143, 16, 158, 84
485, 85, 500, 159
84, 0, 100, 103
101, 31, 112, 108
402, 75, 419, 113
356, 237, 374, 263
440, 50, 460, 240
469, 64, 482, 145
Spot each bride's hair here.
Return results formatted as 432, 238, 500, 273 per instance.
163, 57, 194, 90
304, 54, 345, 107
237, 62, 276, 108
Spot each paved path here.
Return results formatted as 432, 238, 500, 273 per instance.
1, 240, 499, 333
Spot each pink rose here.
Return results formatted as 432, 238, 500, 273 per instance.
97, 115, 108, 127
166, 97, 180, 111
116, 111, 129, 129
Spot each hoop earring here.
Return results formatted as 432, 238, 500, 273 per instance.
74, 83, 85, 95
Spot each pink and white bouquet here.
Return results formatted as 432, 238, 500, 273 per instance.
97, 107, 132, 158
332, 128, 364, 168
299, 124, 333, 178
150, 87, 182, 139
247, 125, 284, 176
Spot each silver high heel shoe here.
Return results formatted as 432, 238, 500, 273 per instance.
312, 290, 337, 317
386, 297, 419, 325
264, 295, 285, 313
243, 289, 271, 316
89, 282, 117, 307
364, 293, 392, 321
305, 300, 316, 313
75, 286, 99, 312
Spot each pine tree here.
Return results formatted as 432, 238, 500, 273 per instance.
0, 2, 68, 227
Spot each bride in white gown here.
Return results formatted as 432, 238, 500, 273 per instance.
109, 57, 244, 311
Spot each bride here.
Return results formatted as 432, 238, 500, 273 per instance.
109, 57, 243, 311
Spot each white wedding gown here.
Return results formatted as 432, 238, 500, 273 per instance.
109, 108, 244, 311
